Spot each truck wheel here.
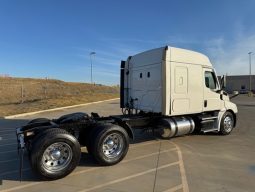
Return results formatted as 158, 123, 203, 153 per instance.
90, 124, 129, 166
219, 111, 234, 135
30, 128, 81, 180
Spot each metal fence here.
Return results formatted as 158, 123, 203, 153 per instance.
0, 82, 56, 104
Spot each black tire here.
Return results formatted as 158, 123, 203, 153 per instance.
30, 128, 81, 180
219, 111, 234, 135
28, 128, 57, 156
89, 124, 129, 166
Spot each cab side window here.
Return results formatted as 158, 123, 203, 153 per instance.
205, 71, 216, 89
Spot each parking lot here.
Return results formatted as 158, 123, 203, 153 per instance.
0, 96, 255, 192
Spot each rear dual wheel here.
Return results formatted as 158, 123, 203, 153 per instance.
88, 124, 129, 166
30, 124, 129, 179
30, 128, 81, 180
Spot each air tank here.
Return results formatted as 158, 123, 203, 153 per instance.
157, 116, 195, 139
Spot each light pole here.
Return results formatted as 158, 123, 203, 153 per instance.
248, 52, 253, 92
90, 52, 96, 85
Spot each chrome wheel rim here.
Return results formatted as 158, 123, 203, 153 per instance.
42, 142, 72, 172
223, 116, 233, 133
102, 133, 124, 158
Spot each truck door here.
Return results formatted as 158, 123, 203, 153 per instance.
203, 68, 222, 111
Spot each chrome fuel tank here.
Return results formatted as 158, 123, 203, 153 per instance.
157, 116, 195, 138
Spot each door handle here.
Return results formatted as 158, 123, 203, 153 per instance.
204, 100, 207, 107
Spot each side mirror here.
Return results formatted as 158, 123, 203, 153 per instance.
230, 90, 239, 99
221, 75, 226, 89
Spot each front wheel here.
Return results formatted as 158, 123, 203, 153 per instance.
89, 124, 129, 166
30, 128, 81, 180
219, 111, 235, 135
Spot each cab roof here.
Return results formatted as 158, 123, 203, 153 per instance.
129, 46, 212, 68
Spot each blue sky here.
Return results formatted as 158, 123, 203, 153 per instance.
0, 0, 255, 85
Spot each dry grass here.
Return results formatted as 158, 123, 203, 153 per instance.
0, 77, 119, 116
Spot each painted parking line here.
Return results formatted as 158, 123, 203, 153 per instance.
162, 184, 183, 192
123, 148, 177, 163
0, 140, 169, 176
0, 148, 177, 178
77, 162, 179, 192
170, 141, 189, 192
71, 148, 177, 177
0, 182, 42, 192
0, 146, 178, 192
130, 140, 162, 149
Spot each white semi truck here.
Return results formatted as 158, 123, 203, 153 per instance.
16, 46, 238, 180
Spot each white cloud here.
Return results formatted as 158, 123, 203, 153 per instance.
73, 32, 255, 85
205, 34, 255, 76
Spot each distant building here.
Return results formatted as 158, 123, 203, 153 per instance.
224, 75, 255, 93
